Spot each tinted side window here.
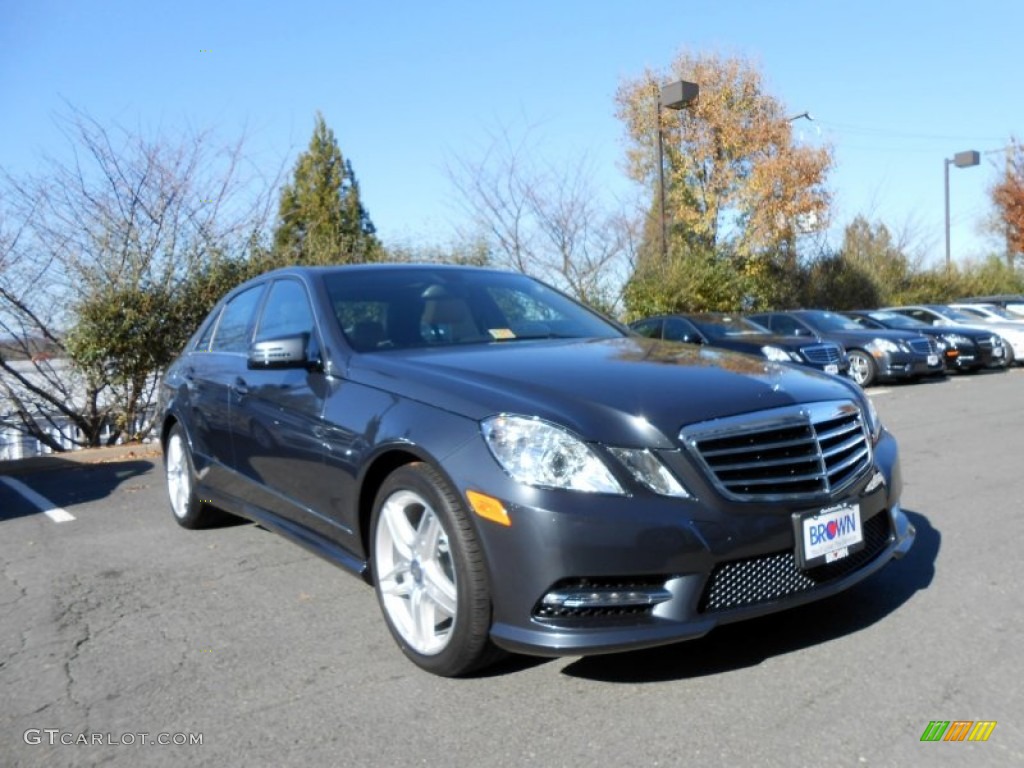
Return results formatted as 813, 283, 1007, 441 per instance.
906, 309, 933, 325
210, 285, 265, 353
255, 279, 315, 341
631, 319, 662, 339
194, 311, 219, 351
770, 315, 802, 336
664, 318, 699, 342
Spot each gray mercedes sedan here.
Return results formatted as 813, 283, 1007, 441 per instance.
159, 265, 915, 676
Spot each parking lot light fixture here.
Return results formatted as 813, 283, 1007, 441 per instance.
944, 150, 980, 268
657, 80, 699, 262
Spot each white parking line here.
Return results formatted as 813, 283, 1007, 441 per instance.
0, 476, 75, 522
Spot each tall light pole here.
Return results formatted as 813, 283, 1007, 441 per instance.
657, 80, 699, 262
944, 150, 980, 268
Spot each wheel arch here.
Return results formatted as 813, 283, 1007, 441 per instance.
160, 413, 180, 452
357, 447, 467, 582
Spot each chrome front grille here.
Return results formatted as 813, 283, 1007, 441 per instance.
908, 337, 937, 355
800, 343, 843, 364
680, 401, 872, 501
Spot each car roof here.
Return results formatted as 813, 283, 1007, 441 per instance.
259, 263, 516, 279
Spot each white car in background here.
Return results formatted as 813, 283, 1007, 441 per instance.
885, 304, 1024, 366
950, 302, 1024, 326
955, 295, 1024, 317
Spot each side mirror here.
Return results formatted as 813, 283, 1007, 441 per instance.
248, 334, 310, 369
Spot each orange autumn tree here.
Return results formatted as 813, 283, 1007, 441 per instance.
992, 138, 1024, 268
616, 51, 834, 312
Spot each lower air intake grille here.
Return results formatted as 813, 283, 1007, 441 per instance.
698, 511, 892, 613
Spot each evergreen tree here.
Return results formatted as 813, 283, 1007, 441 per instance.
273, 112, 380, 265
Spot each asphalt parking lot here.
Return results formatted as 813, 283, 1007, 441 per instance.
2, 370, 1022, 767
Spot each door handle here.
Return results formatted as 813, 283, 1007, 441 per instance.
231, 378, 249, 397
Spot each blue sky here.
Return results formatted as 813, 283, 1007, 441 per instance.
3, 1, 1020, 266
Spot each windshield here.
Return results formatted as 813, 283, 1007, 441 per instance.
323, 268, 623, 351
931, 306, 976, 323
688, 314, 771, 339
803, 311, 865, 332
866, 311, 928, 330
844, 314, 881, 329
968, 304, 1017, 320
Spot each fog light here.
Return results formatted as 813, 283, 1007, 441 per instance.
541, 586, 672, 609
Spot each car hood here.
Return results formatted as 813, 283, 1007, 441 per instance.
346, 337, 863, 448
707, 332, 830, 352
969, 321, 1024, 338
810, 327, 927, 345
933, 322, 1005, 337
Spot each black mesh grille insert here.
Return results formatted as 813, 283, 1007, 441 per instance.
698, 511, 892, 613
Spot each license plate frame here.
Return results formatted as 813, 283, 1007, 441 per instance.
793, 502, 864, 570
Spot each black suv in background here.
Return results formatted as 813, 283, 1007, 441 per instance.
842, 310, 997, 373
748, 310, 944, 387
630, 314, 849, 376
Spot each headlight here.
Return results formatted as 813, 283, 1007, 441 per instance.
481, 415, 624, 493
942, 333, 971, 346
607, 448, 692, 498
761, 345, 800, 362
869, 338, 901, 354
862, 395, 883, 441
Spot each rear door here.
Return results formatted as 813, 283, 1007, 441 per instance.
187, 283, 266, 493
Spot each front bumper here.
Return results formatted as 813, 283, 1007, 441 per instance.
877, 351, 944, 380
447, 430, 910, 657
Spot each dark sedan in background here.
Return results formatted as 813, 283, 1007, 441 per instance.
630, 313, 849, 376
160, 265, 913, 676
882, 304, 1014, 367
843, 310, 1000, 373
748, 310, 944, 387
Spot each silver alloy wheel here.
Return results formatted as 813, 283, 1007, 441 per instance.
848, 352, 873, 386
166, 432, 191, 520
374, 489, 458, 656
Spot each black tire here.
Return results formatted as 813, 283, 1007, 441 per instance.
847, 350, 877, 387
370, 462, 502, 676
164, 424, 227, 529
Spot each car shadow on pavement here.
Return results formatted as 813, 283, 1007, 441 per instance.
0, 457, 156, 521
560, 510, 938, 683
